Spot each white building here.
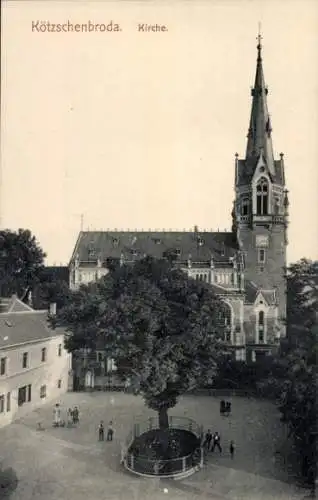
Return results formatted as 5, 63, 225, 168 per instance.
0, 296, 72, 428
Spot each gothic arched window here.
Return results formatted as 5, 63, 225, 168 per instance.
256, 178, 269, 215
258, 311, 265, 344
219, 302, 232, 343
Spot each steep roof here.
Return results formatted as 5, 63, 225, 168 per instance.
236, 158, 285, 187
0, 310, 64, 350
244, 280, 277, 305
245, 280, 259, 304
238, 34, 285, 187
71, 230, 238, 265
0, 296, 34, 314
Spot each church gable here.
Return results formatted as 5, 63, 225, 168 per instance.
252, 151, 273, 184
254, 291, 268, 307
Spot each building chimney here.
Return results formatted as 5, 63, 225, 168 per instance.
194, 225, 199, 233
49, 303, 57, 316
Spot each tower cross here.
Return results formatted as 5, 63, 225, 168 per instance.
257, 22, 263, 47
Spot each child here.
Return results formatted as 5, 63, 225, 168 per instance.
230, 440, 235, 459
98, 421, 104, 441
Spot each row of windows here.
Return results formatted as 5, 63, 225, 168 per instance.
195, 274, 209, 282
0, 344, 63, 377
0, 380, 63, 413
195, 273, 236, 285
78, 271, 97, 283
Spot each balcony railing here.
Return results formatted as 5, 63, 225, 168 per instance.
238, 214, 285, 225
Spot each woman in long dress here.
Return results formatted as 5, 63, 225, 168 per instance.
53, 404, 61, 426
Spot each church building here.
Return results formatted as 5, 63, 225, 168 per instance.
68, 36, 289, 364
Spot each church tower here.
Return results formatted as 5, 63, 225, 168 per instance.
233, 33, 289, 342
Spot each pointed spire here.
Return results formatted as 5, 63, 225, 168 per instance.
246, 28, 275, 174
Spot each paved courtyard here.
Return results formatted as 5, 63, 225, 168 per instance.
0, 392, 307, 500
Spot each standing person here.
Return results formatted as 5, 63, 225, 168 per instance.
203, 429, 213, 451
73, 406, 79, 425
53, 404, 61, 427
230, 440, 235, 459
211, 431, 222, 453
67, 408, 73, 427
220, 400, 225, 416
107, 420, 114, 441
226, 401, 232, 416
124, 378, 130, 393
98, 421, 104, 441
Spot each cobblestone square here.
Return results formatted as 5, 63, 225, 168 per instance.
0, 392, 305, 500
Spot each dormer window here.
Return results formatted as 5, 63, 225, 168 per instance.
175, 249, 181, 256
112, 238, 119, 247
197, 237, 204, 246
131, 249, 137, 256
256, 177, 268, 215
153, 238, 162, 245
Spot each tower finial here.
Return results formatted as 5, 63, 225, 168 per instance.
257, 22, 262, 56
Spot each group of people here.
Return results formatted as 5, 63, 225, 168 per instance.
220, 400, 232, 416
52, 404, 80, 427
202, 429, 235, 459
98, 420, 114, 442
52, 403, 115, 442
67, 406, 80, 426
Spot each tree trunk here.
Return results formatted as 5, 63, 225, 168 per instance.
158, 407, 169, 429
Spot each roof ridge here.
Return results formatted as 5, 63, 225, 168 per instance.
0, 309, 48, 316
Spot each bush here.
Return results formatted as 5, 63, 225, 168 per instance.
0, 465, 18, 498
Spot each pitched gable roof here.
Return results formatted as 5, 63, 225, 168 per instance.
71, 230, 238, 265
0, 296, 33, 314
245, 280, 259, 304
0, 311, 63, 349
245, 281, 277, 305
236, 158, 284, 187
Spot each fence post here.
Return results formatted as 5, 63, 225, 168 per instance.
182, 456, 186, 472
134, 423, 140, 437
169, 416, 173, 427
200, 447, 204, 468
149, 417, 153, 430
199, 424, 204, 440
130, 454, 134, 470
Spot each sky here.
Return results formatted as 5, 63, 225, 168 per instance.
2, 0, 318, 265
